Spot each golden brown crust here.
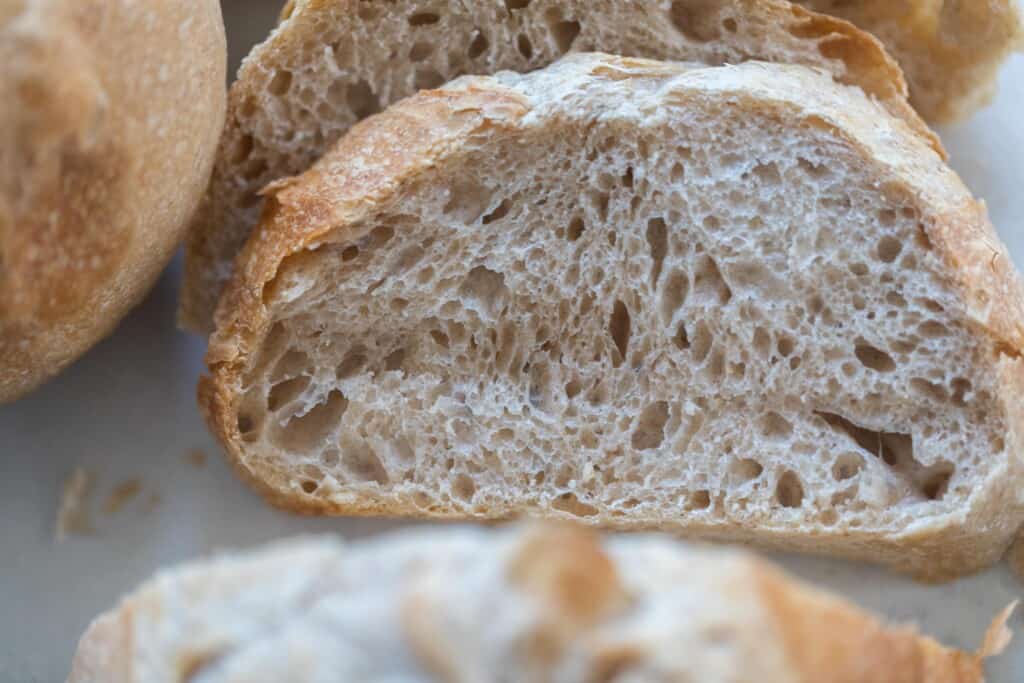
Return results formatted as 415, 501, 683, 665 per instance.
180, 0, 941, 334
0, 0, 226, 402
201, 55, 1024, 580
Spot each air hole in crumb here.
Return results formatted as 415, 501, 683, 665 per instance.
346, 79, 380, 119
832, 453, 864, 480
567, 216, 585, 241
797, 157, 829, 178
468, 31, 489, 58
876, 236, 902, 263
267, 376, 310, 412
460, 266, 507, 314
230, 134, 254, 164
854, 342, 896, 372
430, 330, 450, 348
762, 412, 792, 439
414, 67, 445, 90
732, 458, 763, 482
551, 492, 598, 517
776, 471, 804, 508
452, 474, 476, 502
915, 224, 933, 251
693, 255, 731, 304
237, 414, 255, 435
691, 490, 711, 509
300, 480, 318, 494
918, 321, 948, 338
632, 401, 669, 450
660, 269, 689, 324
517, 33, 533, 59
609, 300, 631, 366
691, 322, 713, 363
565, 379, 583, 399
482, 198, 513, 224
506, 0, 530, 9
674, 324, 690, 350
922, 466, 953, 501
752, 327, 771, 359
409, 41, 433, 61
670, 0, 721, 41
336, 348, 367, 379
551, 19, 581, 53
268, 70, 293, 96
341, 440, 389, 485
384, 349, 406, 371
273, 390, 348, 452
646, 217, 668, 287
777, 336, 795, 357
722, 16, 738, 32
341, 245, 359, 262
408, 11, 440, 25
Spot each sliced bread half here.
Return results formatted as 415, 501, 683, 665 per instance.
67, 525, 1011, 682
795, 0, 1023, 123
201, 54, 1024, 580
180, 0, 938, 332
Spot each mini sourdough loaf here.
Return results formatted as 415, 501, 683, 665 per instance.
67, 525, 1012, 683
794, 0, 1023, 123
0, 0, 226, 401
201, 54, 1024, 581
180, 0, 942, 332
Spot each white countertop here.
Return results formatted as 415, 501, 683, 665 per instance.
1, 3, 1022, 680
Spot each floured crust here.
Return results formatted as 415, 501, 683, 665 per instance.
0, 0, 226, 402
180, 0, 940, 333
66, 525, 1001, 682
201, 55, 1024, 581
796, 0, 1024, 123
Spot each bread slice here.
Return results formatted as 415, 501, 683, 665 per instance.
67, 524, 1009, 682
201, 54, 1024, 581
179, 0, 941, 333
794, 0, 1023, 123
0, 0, 226, 401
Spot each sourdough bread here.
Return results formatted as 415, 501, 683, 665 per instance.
67, 525, 1004, 682
180, 0, 937, 332
202, 55, 1024, 580
795, 0, 1023, 123
0, 0, 227, 402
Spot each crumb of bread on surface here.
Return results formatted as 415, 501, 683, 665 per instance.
103, 479, 143, 514
979, 602, 1017, 658
185, 448, 208, 467
56, 467, 95, 542
143, 492, 162, 514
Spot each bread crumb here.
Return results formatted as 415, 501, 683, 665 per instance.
103, 479, 143, 514
56, 467, 94, 542
185, 448, 208, 467
979, 602, 1017, 658
143, 492, 162, 514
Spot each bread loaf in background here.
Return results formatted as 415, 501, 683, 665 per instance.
67, 524, 1012, 682
180, 0, 943, 333
794, 0, 1023, 123
202, 54, 1024, 581
0, 0, 226, 402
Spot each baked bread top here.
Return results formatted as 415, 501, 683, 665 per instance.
0, 0, 226, 401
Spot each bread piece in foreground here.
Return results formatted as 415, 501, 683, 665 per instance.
67, 524, 1009, 682
0, 0, 226, 402
180, 0, 938, 332
202, 54, 1024, 580
795, 0, 1023, 123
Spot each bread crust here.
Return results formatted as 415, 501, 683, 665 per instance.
0, 0, 226, 401
66, 525, 1000, 682
180, 0, 941, 333
201, 55, 1024, 581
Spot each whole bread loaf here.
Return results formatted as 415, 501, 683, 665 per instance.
0, 0, 226, 401
180, 0, 940, 332
67, 525, 1012, 682
202, 54, 1024, 581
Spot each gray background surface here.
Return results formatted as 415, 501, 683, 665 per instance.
2, 2, 1023, 680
